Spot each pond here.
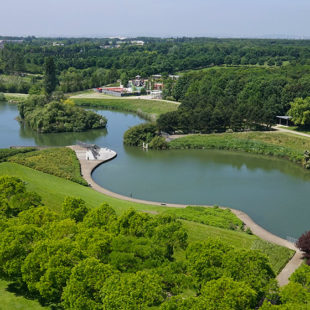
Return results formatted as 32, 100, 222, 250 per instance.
1, 101, 310, 239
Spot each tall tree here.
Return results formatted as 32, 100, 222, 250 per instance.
44, 57, 57, 94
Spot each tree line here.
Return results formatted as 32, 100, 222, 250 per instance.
2, 37, 310, 94
157, 65, 310, 133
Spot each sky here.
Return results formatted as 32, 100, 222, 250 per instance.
1, 0, 310, 38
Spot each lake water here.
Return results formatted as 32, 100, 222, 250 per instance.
1, 101, 310, 239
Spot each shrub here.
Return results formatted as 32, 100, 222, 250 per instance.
123, 123, 157, 146
149, 136, 168, 150
296, 231, 310, 264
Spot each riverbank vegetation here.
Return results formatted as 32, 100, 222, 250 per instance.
18, 95, 107, 133
163, 206, 244, 231
169, 132, 310, 166
0, 173, 296, 309
73, 98, 178, 121
0, 147, 36, 163
7, 147, 87, 186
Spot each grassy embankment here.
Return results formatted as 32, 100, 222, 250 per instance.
169, 131, 310, 167
72, 98, 178, 121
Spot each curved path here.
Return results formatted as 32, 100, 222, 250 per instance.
69, 145, 303, 286
273, 125, 310, 138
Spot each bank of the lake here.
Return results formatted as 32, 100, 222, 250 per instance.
72, 97, 178, 121
169, 131, 310, 167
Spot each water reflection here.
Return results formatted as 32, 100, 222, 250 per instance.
19, 124, 107, 146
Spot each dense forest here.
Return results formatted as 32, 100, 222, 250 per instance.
2, 37, 310, 93
1, 175, 310, 309
156, 65, 310, 133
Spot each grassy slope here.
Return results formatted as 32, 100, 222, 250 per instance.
72, 98, 178, 120
170, 131, 310, 165
0, 280, 46, 310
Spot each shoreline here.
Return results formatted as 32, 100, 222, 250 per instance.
69, 144, 303, 286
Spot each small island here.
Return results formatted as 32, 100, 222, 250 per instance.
18, 95, 107, 133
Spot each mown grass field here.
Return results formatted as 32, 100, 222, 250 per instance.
72, 98, 178, 120
169, 131, 310, 166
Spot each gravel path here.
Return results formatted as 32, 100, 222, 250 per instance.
273, 125, 310, 138
69, 144, 303, 286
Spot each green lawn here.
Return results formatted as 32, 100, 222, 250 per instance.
169, 131, 310, 166
0, 280, 46, 310
72, 98, 178, 121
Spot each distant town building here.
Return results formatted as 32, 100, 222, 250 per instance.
131, 40, 144, 46
52, 42, 64, 46
169, 75, 180, 80
153, 83, 164, 90
0, 39, 23, 48
150, 90, 163, 99
152, 74, 162, 80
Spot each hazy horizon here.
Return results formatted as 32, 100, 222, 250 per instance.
1, 0, 310, 38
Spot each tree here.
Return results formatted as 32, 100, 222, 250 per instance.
82, 203, 117, 229
17, 206, 59, 227
197, 277, 257, 310
288, 97, 310, 127
0, 224, 43, 280
186, 239, 232, 287
76, 227, 113, 263
280, 282, 310, 305
296, 231, 310, 264
44, 57, 57, 94
100, 271, 165, 309
62, 258, 116, 310
289, 264, 310, 288
222, 248, 275, 300
62, 197, 89, 222
120, 72, 129, 88
22, 239, 84, 303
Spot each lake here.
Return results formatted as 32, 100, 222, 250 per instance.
1, 101, 309, 239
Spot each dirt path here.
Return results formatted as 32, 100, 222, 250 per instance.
273, 125, 310, 138
69, 144, 303, 286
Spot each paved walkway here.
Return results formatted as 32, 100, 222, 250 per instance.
69, 144, 303, 287
273, 125, 310, 138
